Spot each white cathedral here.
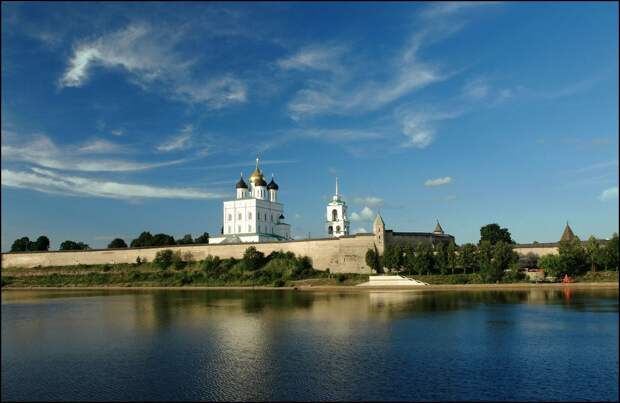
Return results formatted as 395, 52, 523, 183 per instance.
209, 158, 292, 244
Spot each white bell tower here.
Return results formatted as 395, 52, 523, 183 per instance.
326, 177, 349, 237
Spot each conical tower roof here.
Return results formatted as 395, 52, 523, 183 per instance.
433, 220, 444, 234
560, 222, 576, 242
373, 213, 385, 233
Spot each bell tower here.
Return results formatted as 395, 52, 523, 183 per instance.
326, 177, 349, 237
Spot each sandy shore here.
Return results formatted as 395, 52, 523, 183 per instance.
2, 282, 617, 292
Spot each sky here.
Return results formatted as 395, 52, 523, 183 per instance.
1, 1, 618, 251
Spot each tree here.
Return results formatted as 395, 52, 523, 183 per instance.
195, 232, 209, 244
242, 246, 265, 271
365, 248, 382, 273
131, 231, 154, 247
11, 237, 31, 252
558, 237, 588, 277
477, 240, 493, 278
176, 234, 194, 245
584, 236, 603, 272
383, 245, 403, 272
539, 254, 563, 279
151, 233, 176, 246
108, 238, 127, 248
602, 233, 619, 271
413, 243, 434, 276
60, 240, 90, 250
447, 241, 457, 274
34, 236, 50, 251
480, 223, 514, 245
433, 242, 448, 275
479, 241, 516, 283
154, 249, 175, 270
458, 243, 478, 274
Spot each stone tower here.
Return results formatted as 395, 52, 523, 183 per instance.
560, 222, 576, 242
373, 213, 386, 254
326, 177, 350, 237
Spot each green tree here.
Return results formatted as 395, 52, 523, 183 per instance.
130, 231, 154, 247
584, 236, 603, 272
458, 243, 478, 274
60, 240, 90, 250
447, 241, 457, 274
558, 237, 588, 277
34, 236, 50, 251
383, 245, 403, 272
492, 241, 519, 279
242, 246, 265, 271
603, 233, 619, 271
477, 240, 493, 278
152, 233, 177, 246
10, 237, 32, 252
176, 234, 194, 245
539, 254, 563, 279
414, 243, 434, 276
195, 232, 210, 244
154, 249, 175, 270
365, 248, 382, 273
107, 238, 127, 248
480, 223, 514, 245
433, 242, 448, 275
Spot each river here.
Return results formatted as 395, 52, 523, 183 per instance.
1, 288, 618, 401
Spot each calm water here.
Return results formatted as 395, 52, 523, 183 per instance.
2, 288, 618, 402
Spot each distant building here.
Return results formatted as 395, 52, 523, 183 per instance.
209, 158, 291, 244
326, 178, 350, 237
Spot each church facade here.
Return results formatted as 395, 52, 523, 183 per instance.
209, 158, 292, 244
325, 178, 350, 237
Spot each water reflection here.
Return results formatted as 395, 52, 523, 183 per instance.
2, 288, 618, 401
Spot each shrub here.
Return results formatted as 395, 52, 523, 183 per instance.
202, 255, 221, 273
273, 279, 286, 287
154, 249, 175, 270
336, 273, 347, 283
107, 238, 127, 248
242, 247, 265, 271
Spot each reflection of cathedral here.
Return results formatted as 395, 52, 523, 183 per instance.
209, 158, 291, 244
325, 178, 350, 237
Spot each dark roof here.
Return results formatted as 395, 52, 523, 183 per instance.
267, 178, 279, 190
560, 223, 576, 242
434, 221, 444, 234
236, 176, 248, 189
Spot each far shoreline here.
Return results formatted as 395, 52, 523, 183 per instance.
2, 282, 618, 292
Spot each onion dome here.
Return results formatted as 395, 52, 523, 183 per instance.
267, 175, 279, 190
249, 157, 266, 185
279, 214, 285, 220
254, 176, 267, 186
236, 173, 248, 189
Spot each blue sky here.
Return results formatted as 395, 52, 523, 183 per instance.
2, 2, 618, 251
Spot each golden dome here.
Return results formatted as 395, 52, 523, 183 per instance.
249, 157, 265, 184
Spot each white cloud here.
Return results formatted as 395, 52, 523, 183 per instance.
111, 129, 125, 136
351, 206, 374, 222
2, 168, 226, 200
58, 23, 247, 108
355, 228, 368, 234
419, 2, 500, 20
157, 125, 193, 152
446, 195, 457, 201
352, 196, 384, 207
425, 176, 453, 187
78, 139, 123, 154
2, 133, 185, 172
397, 107, 463, 149
599, 187, 619, 201
462, 78, 489, 100
277, 45, 346, 72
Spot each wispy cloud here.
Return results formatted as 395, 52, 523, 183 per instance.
78, 139, 124, 154
424, 176, 453, 187
111, 129, 125, 136
59, 23, 247, 108
277, 44, 346, 73
2, 168, 226, 200
2, 133, 185, 172
396, 107, 463, 148
599, 186, 619, 202
572, 160, 619, 174
157, 125, 193, 152
419, 1, 501, 20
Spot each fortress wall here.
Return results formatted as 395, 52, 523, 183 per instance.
1, 234, 378, 274
513, 246, 559, 256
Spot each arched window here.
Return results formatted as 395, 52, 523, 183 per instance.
238, 213, 242, 220
249, 212, 252, 220
228, 214, 232, 221
336, 226, 341, 232
238, 226, 241, 233
332, 209, 338, 221
328, 226, 333, 235
227, 226, 231, 234
249, 225, 252, 232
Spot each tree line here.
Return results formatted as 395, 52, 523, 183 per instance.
9, 231, 210, 252
365, 223, 619, 283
